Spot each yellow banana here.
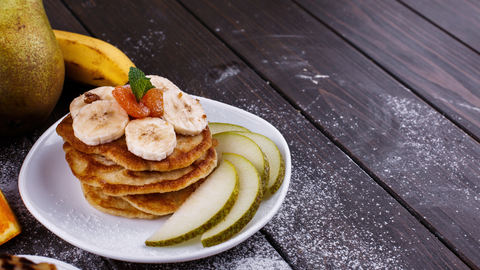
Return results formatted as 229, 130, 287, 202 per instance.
53, 30, 135, 87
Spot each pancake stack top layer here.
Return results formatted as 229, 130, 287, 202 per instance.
57, 75, 217, 219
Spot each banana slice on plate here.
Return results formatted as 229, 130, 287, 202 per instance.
146, 75, 181, 91
72, 100, 129, 145
70, 86, 116, 119
163, 89, 208, 136
125, 117, 177, 161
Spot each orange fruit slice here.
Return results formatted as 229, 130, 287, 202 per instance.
0, 189, 21, 245
140, 88, 165, 117
112, 85, 150, 118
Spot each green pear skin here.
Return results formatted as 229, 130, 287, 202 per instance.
0, 0, 64, 136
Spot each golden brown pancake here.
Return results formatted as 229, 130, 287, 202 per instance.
64, 142, 217, 195
57, 114, 213, 171
63, 142, 194, 186
81, 183, 160, 219
122, 178, 206, 215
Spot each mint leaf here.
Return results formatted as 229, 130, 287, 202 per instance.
128, 67, 155, 102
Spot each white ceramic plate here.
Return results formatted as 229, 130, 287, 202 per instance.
18, 97, 291, 263
16, 255, 80, 270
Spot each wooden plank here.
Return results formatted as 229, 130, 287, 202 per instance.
400, 0, 480, 52
294, 0, 480, 145
179, 0, 480, 268
43, 0, 89, 35
61, 0, 469, 268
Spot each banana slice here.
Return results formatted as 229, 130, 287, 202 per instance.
70, 86, 116, 119
73, 100, 129, 145
146, 75, 181, 91
163, 89, 208, 136
125, 117, 177, 161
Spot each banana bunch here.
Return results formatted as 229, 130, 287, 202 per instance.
53, 30, 135, 87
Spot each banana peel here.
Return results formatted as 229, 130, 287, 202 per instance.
53, 30, 135, 87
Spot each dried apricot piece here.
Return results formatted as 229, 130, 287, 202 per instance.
140, 88, 164, 117
0, 189, 21, 245
112, 85, 150, 118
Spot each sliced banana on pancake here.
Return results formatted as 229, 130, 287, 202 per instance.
125, 117, 177, 161
163, 89, 208, 136
72, 100, 129, 146
70, 86, 116, 119
146, 75, 181, 91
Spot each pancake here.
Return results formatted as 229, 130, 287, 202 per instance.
122, 178, 206, 215
63, 142, 195, 186
81, 183, 160, 219
64, 142, 218, 195
57, 114, 213, 171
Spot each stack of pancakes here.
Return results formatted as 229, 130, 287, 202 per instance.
56, 115, 217, 219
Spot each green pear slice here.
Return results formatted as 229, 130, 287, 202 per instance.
208, 122, 249, 135
234, 131, 285, 195
145, 160, 239, 247
213, 132, 269, 193
201, 153, 263, 247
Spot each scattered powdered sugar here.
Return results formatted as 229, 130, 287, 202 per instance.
232, 257, 290, 269
122, 29, 166, 66
376, 95, 480, 213
0, 139, 106, 269
1, 137, 32, 218
208, 64, 241, 84
214, 66, 241, 83
295, 74, 329, 85
110, 233, 291, 269
226, 96, 423, 269
287, 91, 478, 267
264, 160, 405, 269
385, 95, 470, 169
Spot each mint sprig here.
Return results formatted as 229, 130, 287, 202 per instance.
128, 67, 155, 102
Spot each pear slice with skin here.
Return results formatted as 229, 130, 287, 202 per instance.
201, 153, 263, 247
145, 160, 239, 247
233, 131, 285, 195
208, 122, 249, 135
213, 132, 269, 193
209, 122, 285, 194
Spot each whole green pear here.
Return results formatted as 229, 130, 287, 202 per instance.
0, 0, 64, 137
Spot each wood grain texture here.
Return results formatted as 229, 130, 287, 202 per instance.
400, 0, 480, 52
295, 0, 480, 142
59, 0, 469, 268
43, 0, 89, 35
180, 0, 480, 268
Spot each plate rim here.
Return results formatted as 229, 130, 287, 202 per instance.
18, 96, 291, 263
16, 255, 80, 270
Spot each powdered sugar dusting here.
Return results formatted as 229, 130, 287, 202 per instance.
110, 233, 291, 269
383, 95, 470, 173
1, 138, 106, 269
230, 93, 463, 268
233, 257, 290, 269
225, 96, 407, 268
376, 95, 480, 218
264, 159, 405, 269
122, 29, 166, 66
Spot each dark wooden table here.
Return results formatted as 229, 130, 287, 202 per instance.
3, 0, 480, 269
